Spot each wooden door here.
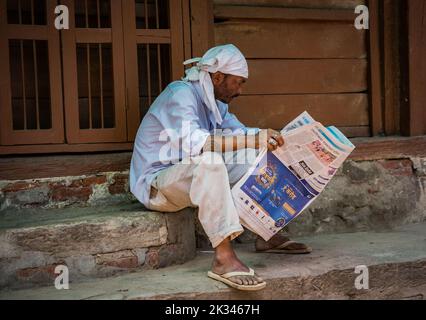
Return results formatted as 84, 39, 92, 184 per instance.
61, 0, 127, 143
406, 0, 426, 136
122, 0, 185, 140
0, 0, 190, 153
212, 0, 371, 138
0, 0, 64, 145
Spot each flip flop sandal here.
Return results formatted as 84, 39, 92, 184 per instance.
256, 240, 313, 254
207, 268, 266, 291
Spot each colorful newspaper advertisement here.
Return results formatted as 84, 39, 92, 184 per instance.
232, 112, 355, 241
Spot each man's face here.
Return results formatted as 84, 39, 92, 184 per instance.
211, 72, 246, 104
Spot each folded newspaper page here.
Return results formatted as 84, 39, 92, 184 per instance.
232, 112, 355, 241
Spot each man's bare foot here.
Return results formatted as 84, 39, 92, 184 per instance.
212, 238, 263, 286
255, 233, 312, 253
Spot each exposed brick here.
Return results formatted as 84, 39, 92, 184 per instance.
108, 174, 129, 195
2, 181, 40, 193
80, 176, 107, 187
378, 159, 414, 176
146, 244, 189, 269
146, 249, 160, 269
47, 176, 107, 203
16, 263, 63, 279
95, 250, 139, 269
69, 176, 107, 188
50, 185, 92, 202
2, 173, 128, 209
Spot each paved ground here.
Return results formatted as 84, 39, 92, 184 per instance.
1, 222, 426, 300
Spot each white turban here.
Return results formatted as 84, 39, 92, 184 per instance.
182, 44, 248, 125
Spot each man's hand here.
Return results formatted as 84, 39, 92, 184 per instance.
258, 129, 285, 151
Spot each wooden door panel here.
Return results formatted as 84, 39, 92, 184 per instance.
213, 1, 371, 138
230, 94, 369, 132
245, 59, 368, 95
62, 0, 127, 143
0, 0, 64, 145
122, 0, 184, 141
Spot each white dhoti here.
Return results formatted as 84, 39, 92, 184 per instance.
146, 149, 258, 248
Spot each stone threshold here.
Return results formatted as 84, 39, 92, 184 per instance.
1, 222, 425, 300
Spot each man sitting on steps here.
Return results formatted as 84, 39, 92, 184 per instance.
130, 44, 312, 291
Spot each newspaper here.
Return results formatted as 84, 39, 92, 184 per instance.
231, 111, 355, 241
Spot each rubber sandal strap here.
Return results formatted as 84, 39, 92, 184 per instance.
276, 240, 297, 250
221, 268, 255, 279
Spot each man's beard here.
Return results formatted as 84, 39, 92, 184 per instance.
219, 94, 239, 104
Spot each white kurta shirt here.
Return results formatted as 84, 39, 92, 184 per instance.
129, 80, 259, 207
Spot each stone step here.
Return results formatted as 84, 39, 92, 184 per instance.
0, 203, 196, 289
1, 222, 425, 300
2, 155, 425, 241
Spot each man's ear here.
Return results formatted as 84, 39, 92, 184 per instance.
211, 72, 225, 85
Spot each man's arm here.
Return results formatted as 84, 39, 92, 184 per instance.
202, 129, 285, 153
